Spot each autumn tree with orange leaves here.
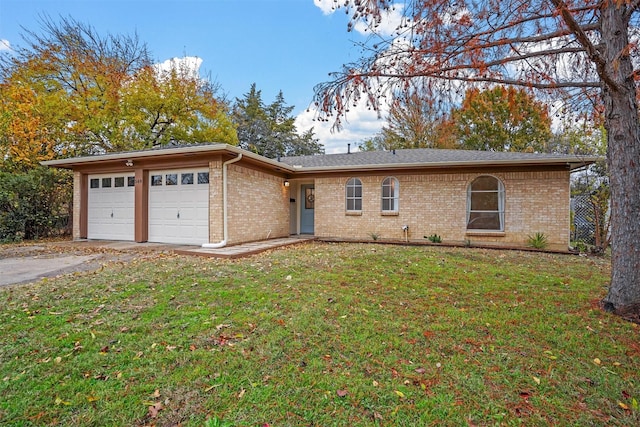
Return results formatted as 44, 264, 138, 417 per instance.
0, 16, 236, 171
314, 0, 640, 318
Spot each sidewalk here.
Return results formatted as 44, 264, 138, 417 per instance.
174, 236, 315, 259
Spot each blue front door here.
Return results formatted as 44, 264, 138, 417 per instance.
300, 185, 315, 234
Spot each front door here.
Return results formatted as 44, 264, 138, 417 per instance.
300, 185, 315, 234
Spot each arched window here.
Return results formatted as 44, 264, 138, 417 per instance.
381, 177, 399, 212
346, 178, 363, 211
467, 176, 505, 231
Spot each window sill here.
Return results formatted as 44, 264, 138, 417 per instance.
465, 230, 505, 237
346, 211, 362, 216
381, 211, 399, 216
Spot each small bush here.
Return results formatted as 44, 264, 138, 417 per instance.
527, 232, 548, 249
425, 234, 442, 243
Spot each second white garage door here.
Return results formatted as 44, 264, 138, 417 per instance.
148, 169, 210, 245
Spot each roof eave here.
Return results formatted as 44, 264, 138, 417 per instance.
287, 157, 601, 173
41, 144, 299, 173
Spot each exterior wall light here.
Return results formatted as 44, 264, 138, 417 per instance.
284, 180, 290, 187
125, 160, 134, 167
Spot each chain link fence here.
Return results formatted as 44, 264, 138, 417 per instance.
571, 193, 596, 245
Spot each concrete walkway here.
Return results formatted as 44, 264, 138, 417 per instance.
54, 236, 316, 259
174, 236, 315, 259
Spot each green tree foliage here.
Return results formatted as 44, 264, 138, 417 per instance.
120, 63, 237, 149
360, 89, 455, 151
233, 84, 323, 158
0, 16, 236, 167
451, 87, 553, 152
0, 167, 72, 242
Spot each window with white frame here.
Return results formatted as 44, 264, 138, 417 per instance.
381, 177, 399, 212
345, 178, 362, 211
466, 176, 505, 231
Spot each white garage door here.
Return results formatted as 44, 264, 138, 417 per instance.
87, 174, 135, 241
148, 169, 210, 245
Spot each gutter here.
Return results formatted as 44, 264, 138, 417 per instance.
202, 153, 243, 249
284, 157, 602, 173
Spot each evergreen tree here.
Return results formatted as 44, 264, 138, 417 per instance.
233, 84, 323, 158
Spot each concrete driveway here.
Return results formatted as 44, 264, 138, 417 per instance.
0, 241, 167, 287
0, 253, 99, 286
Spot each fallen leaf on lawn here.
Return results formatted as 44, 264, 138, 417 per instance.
372, 380, 379, 387
99, 346, 109, 354
532, 376, 541, 385
165, 345, 177, 351
336, 389, 348, 397
189, 344, 197, 351
415, 367, 426, 374
86, 395, 99, 403
593, 358, 602, 365
152, 389, 161, 398
238, 388, 246, 398
394, 390, 405, 398
54, 396, 71, 406
148, 402, 163, 418
618, 401, 630, 410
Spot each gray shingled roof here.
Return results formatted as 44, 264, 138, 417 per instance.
280, 148, 598, 170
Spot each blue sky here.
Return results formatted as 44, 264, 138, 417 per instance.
0, 0, 394, 153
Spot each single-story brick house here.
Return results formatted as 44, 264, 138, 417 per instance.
43, 144, 598, 251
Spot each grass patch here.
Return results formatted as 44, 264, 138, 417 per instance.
1, 242, 638, 426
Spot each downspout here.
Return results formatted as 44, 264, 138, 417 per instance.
202, 153, 243, 248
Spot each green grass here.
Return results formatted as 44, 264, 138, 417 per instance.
1, 242, 638, 426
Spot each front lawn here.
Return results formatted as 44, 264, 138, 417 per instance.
1, 242, 637, 426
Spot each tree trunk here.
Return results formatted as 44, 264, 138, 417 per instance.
601, 3, 640, 316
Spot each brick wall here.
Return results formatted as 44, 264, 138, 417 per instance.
223, 163, 290, 245
208, 159, 224, 243
313, 169, 570, 250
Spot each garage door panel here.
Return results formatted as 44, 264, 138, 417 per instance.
87, 173, 135, 241
148, 168, 209, 245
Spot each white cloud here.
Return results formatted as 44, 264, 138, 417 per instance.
314, 1, 406, 37
313, 0, 336, 15
0, 39, 11, 51
153, 56, 203, 79
353, 5, 405, 37
296, 99, 387, 154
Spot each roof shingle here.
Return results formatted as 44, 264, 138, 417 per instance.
280, 148, 597, 170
